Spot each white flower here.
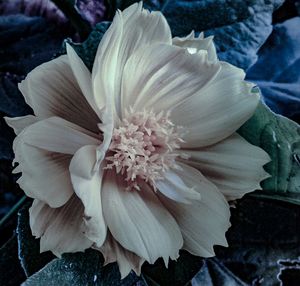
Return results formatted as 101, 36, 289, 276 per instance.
5, 2, 270, 279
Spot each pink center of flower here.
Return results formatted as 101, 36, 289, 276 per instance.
105, 109, 184, 190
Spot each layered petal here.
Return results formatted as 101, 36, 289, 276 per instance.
69, 145, 107, 247
30, 196, 93, 256
154, 167, 201, 203
159, 163, 231, 257
121, 43, 220, 116
102, 170, 183, 265
180, 133, 271, 200
173, 31, 218, 62
66, 44, 103, 120
18, 116, 100, 155
170, 62, 259, 147
92, 2, 171, 120
13, 139, 73, 208
99, 232, 145, 279
19, 55, 99, 133
5, 115, 38, 135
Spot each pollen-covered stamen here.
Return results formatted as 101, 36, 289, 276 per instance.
105, 109, 184, 190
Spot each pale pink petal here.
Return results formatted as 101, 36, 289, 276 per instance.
102, 170, 183, 265
154, 167, 201, 203
18, 116, 100, 155
173, 31, 217, 62
158, 163, 231, 257
66, 44, 103, 120
92, 2, 171, 120
121, 43, 220, 116
19, 55, 99, 133
4, 115, 38, 135
69, 145, 107, 247
170, 62, 259, 147
13, 138, 73, 207
98, 232, 145, 279
29, 196, 93, 256
179, 133, 271, 200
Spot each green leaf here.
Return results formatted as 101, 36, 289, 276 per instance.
238, 101, 300, 204
23, 249, 147, 286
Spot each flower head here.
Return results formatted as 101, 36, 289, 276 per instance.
6, 2, 270, 279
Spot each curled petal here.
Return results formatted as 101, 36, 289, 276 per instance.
155, 167, 201, 203
173, 31, 218, 62
70, 145, 107, 247
30, 196, 93, 256
5, 115, 38, 135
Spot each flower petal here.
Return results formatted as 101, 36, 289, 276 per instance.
13, 138, 73, 208
19, 116, 100, 155
179, 133, 271, 200
102, 170, 183, 265
66, 44, 103, 120
30, 196, 93, 256
92, 2, 171, 120
170, 62, 260, 147
158, 163, 231, 257
173, 31, 218, 62
98, 232, 145, 279
19, 55, 99, 133
121, 43, 220, 116
4, 115, 38, 135
69, 145, 107, 247
154, 167, 201, 203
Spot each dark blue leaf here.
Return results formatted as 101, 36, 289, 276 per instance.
247, 17, 300, 122
191, 258, 247, 286
0, 235, 26, 286
216, 197, 300, 284
17, 203, 54, 277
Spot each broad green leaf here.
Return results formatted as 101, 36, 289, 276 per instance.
238, 101, 300, 204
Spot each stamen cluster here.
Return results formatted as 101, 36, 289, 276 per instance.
105, 109, 183, 190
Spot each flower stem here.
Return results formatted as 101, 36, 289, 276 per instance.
0, 195, 27, 229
